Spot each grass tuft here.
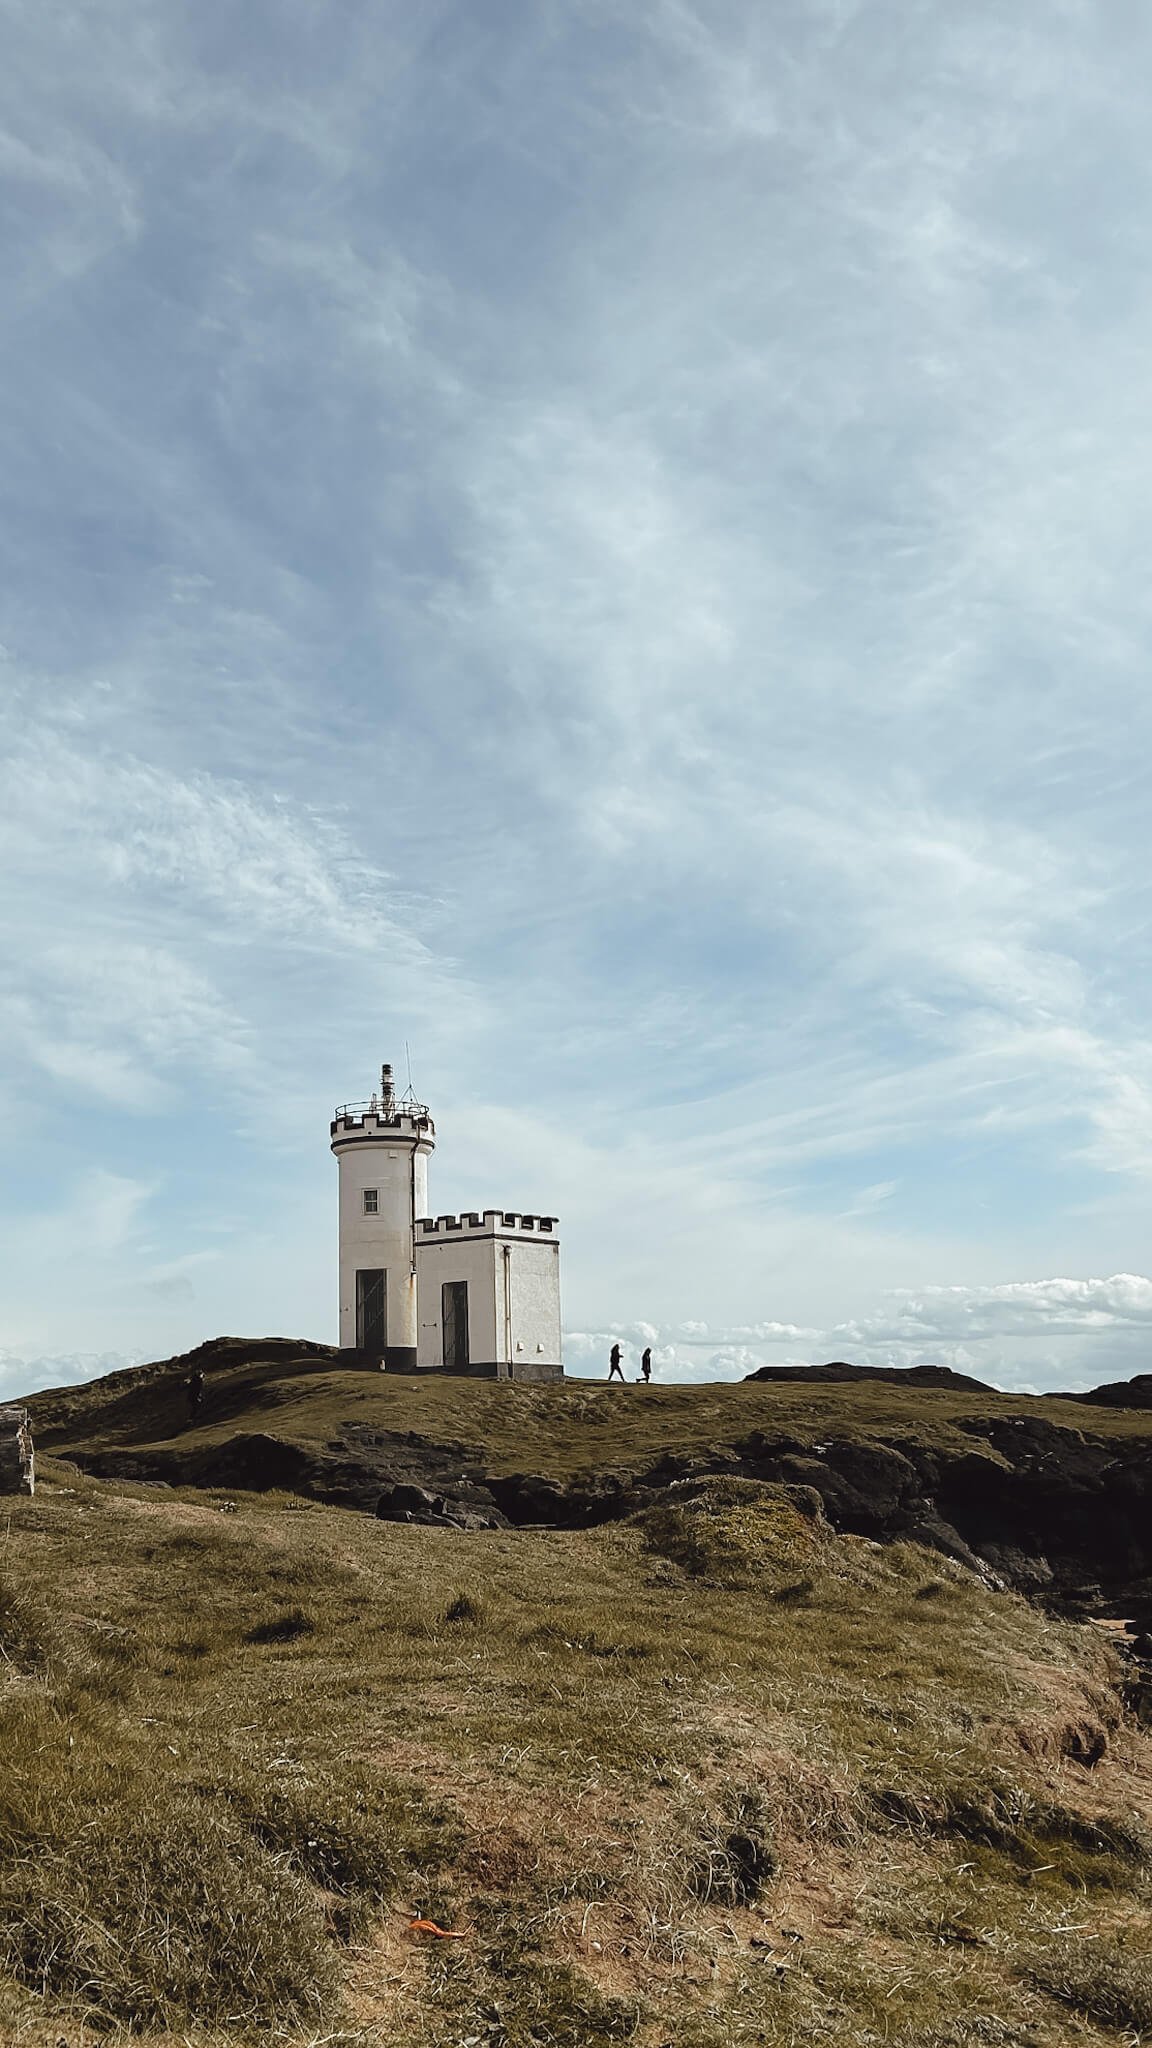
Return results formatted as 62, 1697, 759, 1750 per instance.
1026, 1932, 1152, 2031
637, 1476, 831, 1589
0, 1733, 335, 2031
221, 1759, 459, 1898
691, 1786, 777, 1906
441, 1590, 485, 1626
429, 1919, 643, 2047
245, 1605, 317, 1643
0, 1573, 50, 1672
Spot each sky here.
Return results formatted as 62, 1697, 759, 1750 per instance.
3, 0, 1152, 1396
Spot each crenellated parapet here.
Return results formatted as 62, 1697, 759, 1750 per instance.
418, 1211, 558, 1238
331, 1105, 435, 1145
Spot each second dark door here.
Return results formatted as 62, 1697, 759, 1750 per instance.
442, 1280, 469, 1372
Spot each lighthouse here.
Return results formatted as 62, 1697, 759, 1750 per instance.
330, 1063, 435, 1370
331, 1062, 565, 1380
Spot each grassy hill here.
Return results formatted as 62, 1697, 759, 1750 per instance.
25, 1338, 1152, 1616
4, 1453, 1152, 2046
6, 1344, 1152, 2042
26, 1337, 1152, 1483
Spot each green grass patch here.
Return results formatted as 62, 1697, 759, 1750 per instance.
1025, 1931, 1152, 2032
0, 1705, 335, 2032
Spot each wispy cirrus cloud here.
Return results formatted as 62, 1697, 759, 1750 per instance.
0, 703, 474, 1121
4, 2, 1152, 1386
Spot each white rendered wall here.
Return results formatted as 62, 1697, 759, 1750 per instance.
415, 1231, 562, 1374
415, 1238, 500, 1369
334, 1130, 431, 1352
507, 1237, 562, 1368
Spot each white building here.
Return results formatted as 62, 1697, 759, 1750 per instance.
330, 1064, 563, 1381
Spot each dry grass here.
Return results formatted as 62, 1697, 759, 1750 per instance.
0, 1472, 1149, 2045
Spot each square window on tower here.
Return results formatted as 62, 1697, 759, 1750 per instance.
363, 1189, 379, 1214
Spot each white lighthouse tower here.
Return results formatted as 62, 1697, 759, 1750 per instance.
331, 1061, 564, 1379
330, 1063, 435, 1369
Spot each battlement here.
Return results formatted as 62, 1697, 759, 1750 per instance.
417, 1210, 558, 1239
331, 1105, 435, 1144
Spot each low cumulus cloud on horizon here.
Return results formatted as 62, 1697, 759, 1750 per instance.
562, 1273, 1152, 1388
8, 1269, 1152, 1403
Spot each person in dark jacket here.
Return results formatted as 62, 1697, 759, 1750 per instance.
640, 1347, 652, 1383
607, 1343, 625, 1381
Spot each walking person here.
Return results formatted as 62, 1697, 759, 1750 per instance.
607, 1342, 625, 1381
640, 1347, 652, 1384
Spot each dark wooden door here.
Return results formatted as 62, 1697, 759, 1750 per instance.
442, 1280, 469, 1372
356, 1268, 387, 1353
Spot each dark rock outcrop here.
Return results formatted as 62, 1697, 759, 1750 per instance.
62, 1412, 1152, 1614
493, 1422, 1152, 1616
374, 1481, 499, 1530
1059, 1374, 1152, 1410
743, 1361, 992, 1391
